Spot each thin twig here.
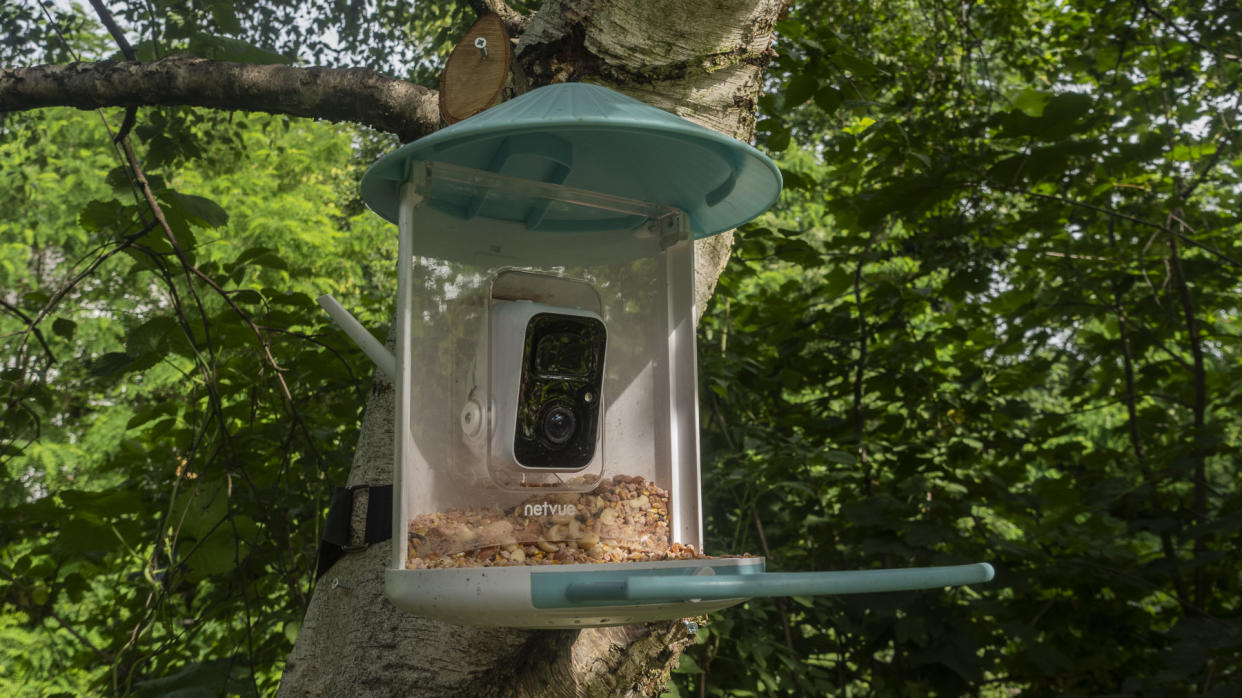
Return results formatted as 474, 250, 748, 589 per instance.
11, 223, 154, 371
1167, 224, 1209, 612
852, 233, 876, 496
0, 298, 56, 364
752, 508, 795, 653
1015, 188, 1242, 270
1105, 217, 1146, 467
119, 138, 232, 444
86, 0, 138, 140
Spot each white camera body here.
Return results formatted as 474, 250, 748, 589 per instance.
482, 299, 607, 480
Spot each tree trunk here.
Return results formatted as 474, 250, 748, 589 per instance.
276, 1, 782, 695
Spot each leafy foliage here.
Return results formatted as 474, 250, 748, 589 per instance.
0, 98, 397, 693
1, 2, 463, 692
673, 0, 1242, 695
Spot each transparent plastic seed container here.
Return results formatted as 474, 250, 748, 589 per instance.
367, 161, 769, 626
397, 161, 705, 574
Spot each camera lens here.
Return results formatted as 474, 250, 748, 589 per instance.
541, 406, 576, 446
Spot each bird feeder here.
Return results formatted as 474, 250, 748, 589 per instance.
322, 83, 993, 627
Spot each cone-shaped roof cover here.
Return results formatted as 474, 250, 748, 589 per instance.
361, 83, 781, 239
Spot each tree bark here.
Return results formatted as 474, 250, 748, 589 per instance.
514, 0, 780, 310
275, 2, 782, 695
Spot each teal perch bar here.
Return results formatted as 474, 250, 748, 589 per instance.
565, 563, 995, 603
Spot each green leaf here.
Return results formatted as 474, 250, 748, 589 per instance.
187, 34, 292, 64
233, 246, 276, 266
1042, 92, 1092, 126
52, 317, 76, 340
1170, 143, 1215, 162
132, 659, 235, 698
673, 653, 703, 674
785, 74, 819, 107
774, 239, 820, 267
779, 168, 813, 191
765, 121, 792, 152
231, 289, 265, 305
166, 191, 229, 228
814, 86, 843, 114
127, 403, 178, 430
110, 39, 161, 61
187, 530, 242, 579
59, 487, 142, 516
249, 252, 288, 271
832, 51, 880, 78
207, 0, 243, 34
177, 489, 227, 542
78, 199, 126, 232
57, 516, 120, 556
125, 315, 181, 358
1012, 88, 1053, 117
90, 352, 134, 377
143, 133, 181, 170
774, 18, 806, 40
105, 166, 133, 191
230, 246, 288, 272
824, 450, 858, 466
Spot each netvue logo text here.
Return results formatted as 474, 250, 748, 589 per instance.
523, 502, 577, 517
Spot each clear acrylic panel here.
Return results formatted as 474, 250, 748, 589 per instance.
396, 162, 703, 570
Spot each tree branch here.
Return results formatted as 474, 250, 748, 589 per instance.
0, 57, 440, 142
86, 0, 138, 140
466, 0, 531, 36
87, 0, 135, 59
852, 233, 875, 497
1167, 226, 1208, 613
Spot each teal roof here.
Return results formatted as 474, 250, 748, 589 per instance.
360, 83, 782, 239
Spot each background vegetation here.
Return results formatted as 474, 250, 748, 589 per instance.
2, 0, 1239, 696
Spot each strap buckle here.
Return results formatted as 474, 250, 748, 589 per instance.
316, 484, 393, 579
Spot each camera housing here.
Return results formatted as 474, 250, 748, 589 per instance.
490, 300, 606, 474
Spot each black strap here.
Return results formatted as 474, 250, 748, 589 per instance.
316, 484, 393, 580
